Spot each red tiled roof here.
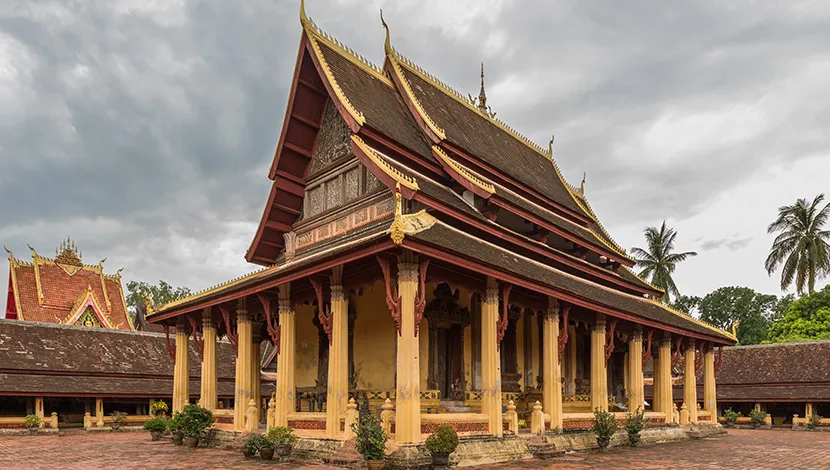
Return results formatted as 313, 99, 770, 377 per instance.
8, 253, 133, 330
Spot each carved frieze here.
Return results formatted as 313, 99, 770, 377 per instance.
308, 101, 351, 176
295, 197, 395, 251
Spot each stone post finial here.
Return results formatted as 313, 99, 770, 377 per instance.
245, 399, 258, 433
679, 403, 690, 425
344, 398, 360, 440
531, 401, 545, 435
505, 400, 518, 435
380, 398, 395, 436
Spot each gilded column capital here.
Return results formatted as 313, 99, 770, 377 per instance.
202, 307, 215, 330
397, 262, 418, 283
330, 284, 345, 302
685, 338, 696, 351
593, 314, 606, 331
660, 331, 672, 346
237, 310, 251, 324
631, 328, 642, 342
278, 284, 292, 314
176, 321, 189, 335
252, 322, 262, 342
544, 297, 560, 321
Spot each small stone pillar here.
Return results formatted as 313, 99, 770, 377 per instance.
530, 401, 545, 435
672, 403, 679, 425
505, 400, 518, 435
84, 412, 92, 430
380, 399, 395, 436
245, 399, 258, 433
679, 403, 689, 425
343, 398, 359, 440
50, 412, 59, 430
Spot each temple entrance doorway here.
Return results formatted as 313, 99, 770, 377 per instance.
425, 284, 470, 406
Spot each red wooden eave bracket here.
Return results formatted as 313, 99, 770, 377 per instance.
714, 346, 723, 374
558, 303, 571, 360
218, 306, 238, 353
671, 336, 683, 368
413, 259, 430, 337
310, 277, 332, 345
694, 341, 705, 374
376, 255, 402, 336
605, 319, 618, 361
497, 284, 513, 351
164, 325, 176, 362
188, 315, 204, 359
642, 329, 654, 367
257, 293, 281, 355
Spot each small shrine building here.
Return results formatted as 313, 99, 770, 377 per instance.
147, 2, 736, 443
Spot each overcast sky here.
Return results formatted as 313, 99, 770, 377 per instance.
2, 0, 829, 317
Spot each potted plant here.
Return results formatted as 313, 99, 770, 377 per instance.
591, 409, 618, 453
179, 403, 214, 448
722, 408, 739, 428
110, 411, 127, 431
623, 407, 646, 447
352, 414, 388, 470
808, 414, 822, 431
169, 412, 184, 446
150, 400, 169, 417
424, 425, 458, 470
241, 433, 265, 459
265, 426, 298, 461
749, 409, 767, 429
24, 414, 41, 435
143, 416, 168, 441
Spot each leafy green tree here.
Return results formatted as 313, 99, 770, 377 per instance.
672, 295, 701, 316
697, 287, 777, 345
765, 194, 830, 295
631, 221, 698, 304
766, 285, 830, 343
125, 280, 191, 328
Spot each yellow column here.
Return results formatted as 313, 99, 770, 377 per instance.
200, 308, 217, 410
703, 344, 716, 418
590, 314, 608, 412
684, 339, 697, 423
173, 319, 190, 413
95, 398, 104, 427
234, 303, 252, 431
653, 346, 662, 412
251, 322, 262, 427
627, 328, 644, 412
275, 283, 295, 428
481, 277, 503, 437
326, 267, 349, 439
542, 298, 562, 432
658, 334, 673, 416
394, 253, 423, 443
35, 397, 44, 428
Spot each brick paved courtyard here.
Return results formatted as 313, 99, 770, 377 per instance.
0, 429, 828, 469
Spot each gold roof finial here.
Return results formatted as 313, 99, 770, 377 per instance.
99, 257, 107, 267
579, 172, 586, 196
3, 245, 12, 260
478, 62, 487, 114
548, 134, 555, 158
300, 0, 310, 28
389, 183, 405, 245
27, 243, 37, 256
55, 236, 82, 266
380, 9, 392, 55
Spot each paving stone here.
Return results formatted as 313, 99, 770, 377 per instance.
0, 429, 828, 469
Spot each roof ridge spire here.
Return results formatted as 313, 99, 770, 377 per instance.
478, 62, 487, 114
380, 9, 392, 55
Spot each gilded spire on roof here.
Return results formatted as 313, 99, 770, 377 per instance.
380, 9, 392, 55
579, 173, 586, 197
55, 236, 83, 266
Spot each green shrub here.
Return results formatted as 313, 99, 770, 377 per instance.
424, 425, 459, 455
722, 408, 740, 424
352, 414, 388, 461
24, 414, 41, 428
167, 412, 182, 433
592, 409, 618, 452
265, 426, 298, 448
808, 414, 822, 430
749, 409, 767, 428
623, 407, 646, 446
143, 416, 168, 433
150, 400, 169, 416
178, 404, 213, 438
242, 433, 265, 455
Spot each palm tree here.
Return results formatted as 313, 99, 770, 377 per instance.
631, 221, 698, 304
764, 194, 830, 295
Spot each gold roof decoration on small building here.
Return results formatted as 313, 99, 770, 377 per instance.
55, 236, 83, 266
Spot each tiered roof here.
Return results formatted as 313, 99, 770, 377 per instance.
4, 238, 133, 330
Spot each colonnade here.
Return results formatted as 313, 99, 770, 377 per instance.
169, 251, 720, 439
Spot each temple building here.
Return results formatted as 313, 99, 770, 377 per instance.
5, 238, 133, 329
146, 2, 736, 452
1, 240, 267, 430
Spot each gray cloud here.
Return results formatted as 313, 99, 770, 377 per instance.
701, 237, 753, 251
2, 0, 829, 309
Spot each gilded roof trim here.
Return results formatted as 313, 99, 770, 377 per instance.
621, 265, 665, 296
573, 194, 632, 260
61, 285, 117, 329
432, 145, 495, 194
646, 297, 737, 342
6, 249, 24, 321
351, 135, 419, 191
150, 265, 273, 315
